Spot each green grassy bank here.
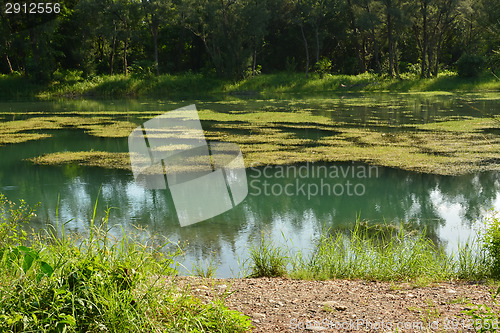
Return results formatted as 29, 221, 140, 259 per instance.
1, 71, 499, 100
0, 195, 252, 332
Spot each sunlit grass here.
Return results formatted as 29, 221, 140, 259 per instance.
0, 195, 253, 332
2, 71, 498, 100
248, 220, 490, 282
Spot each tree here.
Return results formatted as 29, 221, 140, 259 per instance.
141, 0, 173, 76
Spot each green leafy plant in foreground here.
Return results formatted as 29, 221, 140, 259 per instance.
0, 195, 252, 333
463, 286, 500, 333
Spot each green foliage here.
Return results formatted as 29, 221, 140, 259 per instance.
128, 61, 156, 79
0, 194, 38, 247
314, 57, 332, 78
192, 257, 219, 278
457, 54, 486, 78
463, 286, 500, 332
0, 195, 252, 332
482, 215, 500, 278
285, 57, 298, 73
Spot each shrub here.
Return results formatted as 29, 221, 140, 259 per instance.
456, 54, 486, 78
0, 195, 252, 332
0, 194, 38, 247
483, 215, 500, 278
315, 57, 332, 78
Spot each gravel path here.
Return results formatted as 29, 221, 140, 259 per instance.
175, 276, 499, 332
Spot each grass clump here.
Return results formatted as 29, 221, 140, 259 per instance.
248, 219, 490, 282
0, 195, 252, 332
248, 236, 288, 278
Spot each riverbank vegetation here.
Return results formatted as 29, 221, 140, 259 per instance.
1, 71, 499, 100
248, 217, 498, 283
0, 195, 252, 332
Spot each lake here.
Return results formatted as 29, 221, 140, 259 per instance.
0, 93, 499, 277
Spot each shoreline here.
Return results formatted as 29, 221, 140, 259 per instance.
1, 72, 499, 100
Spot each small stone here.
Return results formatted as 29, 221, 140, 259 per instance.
253, 319, 260, 324
407, 293, 415, 298
217, 284, 227, 289
252, 312, 266, 319
446, 289, 457, 294
321, 301, 347, 311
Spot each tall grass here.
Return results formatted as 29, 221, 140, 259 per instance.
0, 195, 252, 332
249, 220, 490, 282
1, 70, 498, 100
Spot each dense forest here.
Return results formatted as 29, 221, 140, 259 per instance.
0, 0, 499, 81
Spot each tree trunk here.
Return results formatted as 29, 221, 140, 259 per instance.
372, 29, 381, 74
5, 53, 13, 74
29, 28, 41, 80
347, 0, 365, 73
421, 0, 428, 78
123, 37, 128, 76
315, 26, 320, 64
364, 3, 381, 74
252, 47, 257, 76
152, 20, 159, 76
394, 40, 399, 78
110, 22, 117, 75
427, 44, 433, 78
300, 24, 309, 78
387, 2, 395, 77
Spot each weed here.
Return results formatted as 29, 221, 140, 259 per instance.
248, 219, 490, 281
248, 235, 288, 278
0, 194, 252, 332
463, 286, 500, 333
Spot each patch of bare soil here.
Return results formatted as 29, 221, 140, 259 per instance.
174, 276, 499, 332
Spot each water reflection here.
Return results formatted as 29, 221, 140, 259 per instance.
1, 154, 499, 277
1, 95, 499, 277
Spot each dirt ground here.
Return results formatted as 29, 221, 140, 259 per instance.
174, 276, 500, 332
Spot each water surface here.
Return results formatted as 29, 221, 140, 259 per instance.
0, 93, 499, 277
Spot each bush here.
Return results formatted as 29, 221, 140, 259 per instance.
0, 194, 38, 247
456, 54, 486, 78
314, 57, 332, 78
483, 215, 500, 278
0, 195, 252, 332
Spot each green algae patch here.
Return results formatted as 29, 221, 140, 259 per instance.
0, 116, 138, 146
29, 151, 131, 170
80, 121, 138, 138
0, 133, 52, 144
201, 115, 500, 176
25, 114, 500, 176
7, 95, 500, 176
